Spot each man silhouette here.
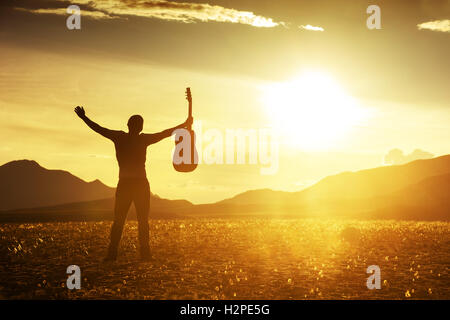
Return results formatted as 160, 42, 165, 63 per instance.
75, 106, 191, 261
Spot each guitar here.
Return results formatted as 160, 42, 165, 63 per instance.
173, 87, 198, 172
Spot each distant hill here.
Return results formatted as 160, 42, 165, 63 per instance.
217, 189, 295, 206
299, 154, 450, 201
370, 173, 450, 220
391, 172, 450, 207
218, 155, 450, 207
188, 155, 450, 220
1, 156, 449, 221
0, 160, 115, 211
0, 160, 193, 221
2, 195, 193, 222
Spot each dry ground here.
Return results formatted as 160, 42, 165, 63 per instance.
0, 218, 448, 299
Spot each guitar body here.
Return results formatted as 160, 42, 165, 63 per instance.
173, 129, 198, 172
173, 88, 198, 172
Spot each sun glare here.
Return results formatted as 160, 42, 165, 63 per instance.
262, 71, 369, 150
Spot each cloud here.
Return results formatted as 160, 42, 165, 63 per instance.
299, 24, 324, 32
10, 0, 283, 28
417, 19, 450, 33
384, 148, 434, 165
14, 7, 114, 19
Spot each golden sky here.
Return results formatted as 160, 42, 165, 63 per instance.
0, 0, 449, 203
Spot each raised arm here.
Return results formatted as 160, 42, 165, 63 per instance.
74, 106, 120, 141
143, 116, 192, 145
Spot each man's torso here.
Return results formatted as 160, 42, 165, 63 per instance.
113, 132, 148, 179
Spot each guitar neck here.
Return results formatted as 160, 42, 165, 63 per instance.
186, 88, 192, 130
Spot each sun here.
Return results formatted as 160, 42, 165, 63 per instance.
262, 71, 369, 150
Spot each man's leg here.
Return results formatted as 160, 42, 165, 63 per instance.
105, 180, 132, 261
134, 179, 151, 260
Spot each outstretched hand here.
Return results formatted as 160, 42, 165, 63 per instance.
74, 106, 86, 118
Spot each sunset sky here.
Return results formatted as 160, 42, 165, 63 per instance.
1, 0, 449, 203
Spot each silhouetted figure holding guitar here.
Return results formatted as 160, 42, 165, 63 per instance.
74, 98, 192, 262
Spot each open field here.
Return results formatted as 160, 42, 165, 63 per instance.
0, 218, 448, 299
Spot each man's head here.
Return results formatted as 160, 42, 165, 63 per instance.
127, 115, 144, 134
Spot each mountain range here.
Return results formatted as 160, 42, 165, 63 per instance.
0, 160, 114, 211
0, 156, 449, 222
0, 160, 192, 221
